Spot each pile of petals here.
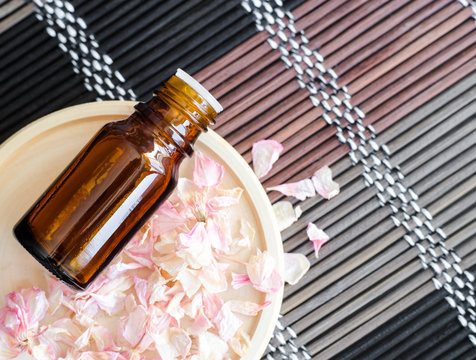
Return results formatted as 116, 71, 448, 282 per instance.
0, 152, 285, 360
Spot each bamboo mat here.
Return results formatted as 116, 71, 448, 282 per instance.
0, 0, 475, 359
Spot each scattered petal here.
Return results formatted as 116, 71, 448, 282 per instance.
267, 179, 315, 200
307, 223, 330, 258
193, 152, 224, 188
252, 139, 283, 178
272, 201, 301, 231
311, 165, 340, 199
283, 253, 310, 285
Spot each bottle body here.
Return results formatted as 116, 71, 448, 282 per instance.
14, 70, 220, 290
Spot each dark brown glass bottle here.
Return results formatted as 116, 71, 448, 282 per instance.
14, 69, 222, 290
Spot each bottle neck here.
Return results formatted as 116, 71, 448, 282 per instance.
134, 74, 217, 157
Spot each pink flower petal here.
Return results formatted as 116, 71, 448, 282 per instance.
0, 330, 21, 358
121, 305, 147, 347
283, 253, 310, 285
199, 261, 228, 293
90, 325, 115, 352
226, 300, 271, 316
182, 291, 203, 319
306, 223, 330, 258
134, 276, 149, 308
193, 152, 224, 187
246, 250, 283, 293
267, 179, 315, 201
176, 222, 213, 269
106, 262, 143, 279
198, 332, 228, 359
188, 310, 212, 336
151, 200, 185, 236
206, 187, 243, 212
272, 201, 302, 231
45, 276, 65, 315
151, 327, 191, 360
165, 292, 186, 323
31, 344, 55, 360
213, 304, 243, 342
311, 165, 340, 199
148, 313, 173, 338
176, 268, 201, 298
229, 329, 251, 357
231, 273, 250, 290
205, 219, 228, 253
74, 328, 92, 350
252, 139, 283, 178
202, 291, 223, 321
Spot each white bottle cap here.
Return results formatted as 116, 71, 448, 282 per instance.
175, 68, 223, 114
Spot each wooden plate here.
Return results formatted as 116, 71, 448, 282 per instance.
0, 101, 283, 359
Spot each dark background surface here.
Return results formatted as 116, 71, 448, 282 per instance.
1, 1, 475, 359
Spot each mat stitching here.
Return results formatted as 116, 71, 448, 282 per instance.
32, 0, 136, 102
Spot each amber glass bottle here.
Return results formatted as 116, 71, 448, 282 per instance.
14, 69, 222, 290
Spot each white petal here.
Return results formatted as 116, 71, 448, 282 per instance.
311, 165, 340, 199
272, 201, 302, 231
283, 253, 310, 285
267, 179, 315, 200
252, 139, 283, 178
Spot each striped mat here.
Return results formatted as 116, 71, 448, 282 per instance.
1, 0, 475, 359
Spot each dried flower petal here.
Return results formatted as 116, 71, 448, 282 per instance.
121, 305, 147, 347
272, 201, 301, 231
226, 300, 271, 316
246, 250, 283, 293
252, 140, 283, 178
199, 261, 228, 294
207, 187, 243, 212
311, 165, 340, 199
213, 304, 242, 341
199, 331, 228, 360
283, 253, 310, 285
307, 223, 330, 258
188, 310, 212, 336
194, 152, 224, 188
176, 268, 201, 298
152, 327, 191, 360
151, 200, 185, 236
229, 329, 251, 357
176, 222, 213, 269
267, 179, 315, 200
202, 291, 223, 321
231, 273, 250, 290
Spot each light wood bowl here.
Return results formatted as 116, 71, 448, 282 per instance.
0, 101, 283, 359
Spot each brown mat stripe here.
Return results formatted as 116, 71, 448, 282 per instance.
196, 1, 475, 199
195, 0, 476, 358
